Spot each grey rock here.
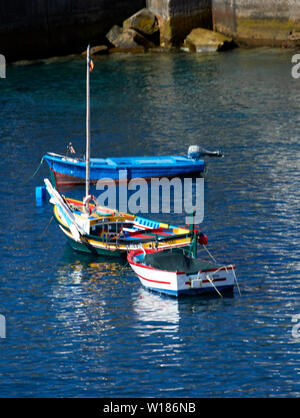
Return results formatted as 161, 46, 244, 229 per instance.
123, 8, 159, 36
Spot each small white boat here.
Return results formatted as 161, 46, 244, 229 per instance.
127, 247, 237, 297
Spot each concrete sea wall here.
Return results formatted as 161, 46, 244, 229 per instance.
147, 0, 212, 46
212, 0, 300, 47
1, 0, 300, 61
0, 0, 145, 61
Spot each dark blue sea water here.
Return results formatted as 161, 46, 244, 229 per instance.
0, 49, 299, 398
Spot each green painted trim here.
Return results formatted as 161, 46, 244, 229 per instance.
67, 236, 124, 257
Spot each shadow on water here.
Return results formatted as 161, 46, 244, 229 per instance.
57, 244, 129, 285
59, 243, 128, 268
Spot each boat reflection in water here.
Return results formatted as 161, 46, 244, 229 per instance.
133, 288, 180, 337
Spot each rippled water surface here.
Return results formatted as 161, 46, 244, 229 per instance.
0, 49, 299, 397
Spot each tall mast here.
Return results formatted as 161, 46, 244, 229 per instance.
85, 44, 91, 198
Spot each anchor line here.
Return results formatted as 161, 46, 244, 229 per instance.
202, 244, 217, 263
28, 156, 45, 181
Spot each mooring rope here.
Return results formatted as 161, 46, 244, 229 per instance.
201, 246, 241, 296
206, 274, 223, 298
202, 244, 217, 263
119, 261, 129, 274
28, 156, 44, 181
40, 216, 54, 239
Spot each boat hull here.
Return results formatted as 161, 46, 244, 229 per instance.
53, 200, 191, 257
65, 233, 124, 257
59, 223, 191, 257
128, 250, 236, 297
44, 154, 205, 186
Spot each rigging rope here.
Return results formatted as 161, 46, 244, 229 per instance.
40, 216, 54, 239
201, 245, 241, 296
28, 156, 44, 181
202, 244, 217, 263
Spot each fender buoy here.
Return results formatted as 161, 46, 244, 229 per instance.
83, 195, 98, 215
198, 232, 208, 246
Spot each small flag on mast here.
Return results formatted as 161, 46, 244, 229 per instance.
68, 142, 76, 154
89, 58, 94, 72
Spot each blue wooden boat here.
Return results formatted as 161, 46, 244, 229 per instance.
42, 47, 193, 258
43, 145, 222, 186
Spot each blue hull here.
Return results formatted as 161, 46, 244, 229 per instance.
44, 153, 205, 185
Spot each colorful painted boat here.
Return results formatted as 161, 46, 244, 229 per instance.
43, 47, 192, 258
127, 247, 237, 297
45, 179, 192, 257
43, 150, 206, 186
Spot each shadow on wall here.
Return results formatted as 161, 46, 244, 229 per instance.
147, 0, 214, 47
227, 0, 237, 35
213, 0, 237, 37
0, 0, 146, 62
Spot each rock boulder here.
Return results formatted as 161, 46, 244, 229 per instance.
107, 26, 155, 51
184, 28, 237, 52
106, 25, 123, 46
123, 8, 159, 37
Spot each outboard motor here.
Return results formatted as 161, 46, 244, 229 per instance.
188, 145, 202, 160
188, 145, 223, 159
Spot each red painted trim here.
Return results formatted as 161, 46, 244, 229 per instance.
185, 278, 227, 285
52, 170, 204, 187
128, 249, 236, 274
52, 171, 88, 186
203, 277, 227, 283
129, 258, 175, 273
200, 266, 236, 273
137, 273, 171, 286
129, 227, 170, 237
128, 250, 187, 274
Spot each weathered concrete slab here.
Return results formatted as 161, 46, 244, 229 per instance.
123, 8, 159, 36
212, 0, 300, 47
183, 27, 236, 52
108, 28, 155, 50
2, 0, 299, 61
147, 0, 212, 47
